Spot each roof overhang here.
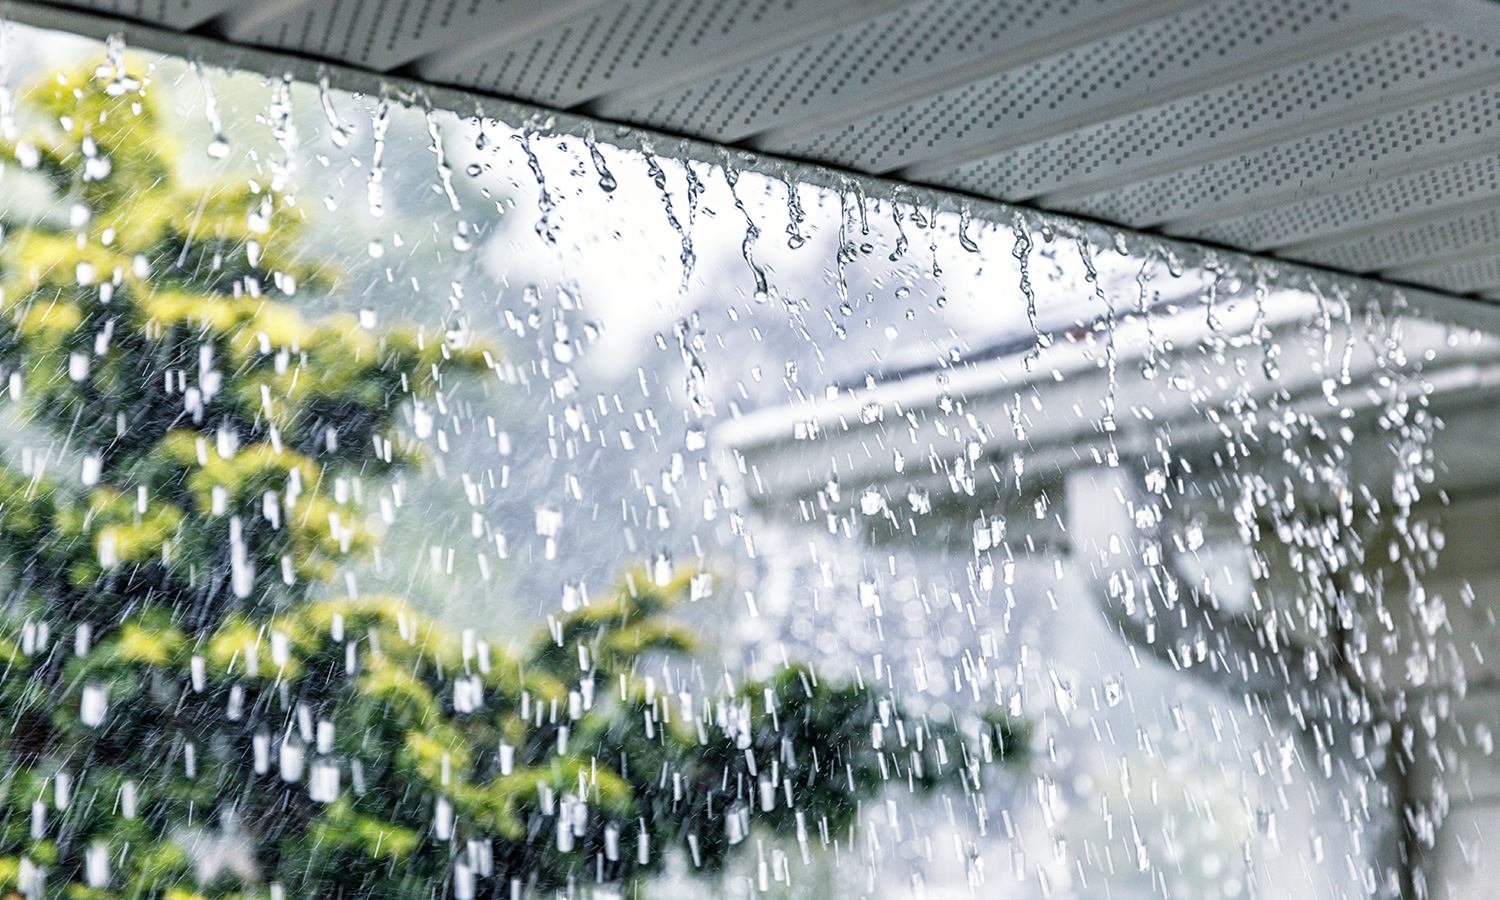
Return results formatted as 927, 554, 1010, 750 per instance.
8, 0, 1500, 307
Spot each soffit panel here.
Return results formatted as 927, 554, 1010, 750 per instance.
20, 0, 1500, 300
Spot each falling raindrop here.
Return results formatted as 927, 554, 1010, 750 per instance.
721, 154, 768, 296
642, 144, 695, 291
1253, 263, 1282, 379
266, 73, 300, 198
1103, 676, 1124, 707
367, 95, 390, 218
685, 160, 705, 248
1135, 249, 1160, 380
888, 191, 910, 262
958, 203, 980, 253
80, 683, 108, 727
1075, 233, 1117, 432
85, 842, 109, 888
452, 221, 473, 251
1202, 250, 1225, 331
514, 129, 557, 245
425, 108, 461, 212
1013, 212, 1049, 368
193, 61, 230, 159
926, 204, 942, 278
318, 74, 351, 147
583, 126, 618, 192
835, 184, 854, 305
782, 171, 808, 249
98, 34, 140, 96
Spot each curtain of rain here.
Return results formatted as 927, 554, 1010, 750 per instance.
2, 11, 1500, 900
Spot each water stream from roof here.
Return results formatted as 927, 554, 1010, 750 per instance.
0, 22, 1490, 900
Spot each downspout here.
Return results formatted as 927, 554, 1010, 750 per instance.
1068, 463, 1418, 898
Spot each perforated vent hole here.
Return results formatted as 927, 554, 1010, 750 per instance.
624, 0, 1116, 140
463, 0, 797, 107
773, 0, 1356, 172
1175, 154, 1500, 252
942, 27, 1500, 206
1395, 258, 1500, 293
1292, 206, 1500, 272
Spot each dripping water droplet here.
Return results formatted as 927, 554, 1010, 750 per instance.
583, 127, 618, 193
318, 75, 351, 148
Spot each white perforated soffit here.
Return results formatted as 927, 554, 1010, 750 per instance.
13, 0, 1500, 301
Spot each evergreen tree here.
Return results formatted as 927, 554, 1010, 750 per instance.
0, 58, 1022, 898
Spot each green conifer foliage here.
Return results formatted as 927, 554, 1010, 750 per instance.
0, 57, 1023, 899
